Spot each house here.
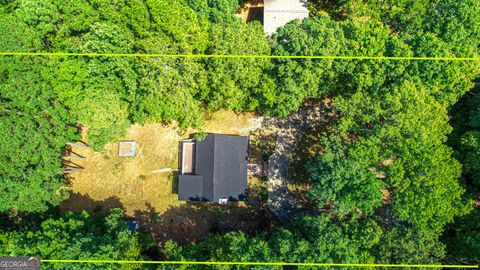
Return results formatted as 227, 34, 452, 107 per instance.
264, 0, 309, 35
178, 134, 248, 203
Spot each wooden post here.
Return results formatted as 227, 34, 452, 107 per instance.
64, 168, 85, 174
152, 168, 174, 174
67, 143, 92, 149
63, 155, 87, 160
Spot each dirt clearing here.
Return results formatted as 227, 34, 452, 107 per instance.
61, 110, 264, 217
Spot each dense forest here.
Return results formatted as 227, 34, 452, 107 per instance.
0, 0, 479, 268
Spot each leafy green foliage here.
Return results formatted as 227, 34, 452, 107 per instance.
200, 21, 271, 112
0, 14, 79, 213
162, 213, 450, 269
333, 81, 469, 233
374, 225, 446, 265
302, 0, 480, 265
267, 15, 412, 116
309, 0, 480, 49
307, 145, 384, 216
143, 0, 209, 54
185, 0, 241, 24
132, 58, 206, 129
0, 209, 149, 269
162, 214, 381, 269
303, 0, 480, 108
1, 0, 480, 266
460, 131, 480, 187
3, 0, 271, 150
45, 59, 132, 150
443, 209, 480, 265
272, 1, 478, 237
443, 85, 480, 265
449, 85, 480, 190
272, 10, 474, 234
267, 16, 346, 116
404, 33, 479, 106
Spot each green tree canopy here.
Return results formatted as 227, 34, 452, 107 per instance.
0, 209, 150, 269
307, 144, 384, 217
0, 13, 80, 213
332, 81, 469, 233
449, 84, 480, 190
443, 209, 480, 265
3, 0, 272, 150
374, 225, 446, 265
267, 16, 346, 116
162, 214, 381, 269
442, 85, 480, 266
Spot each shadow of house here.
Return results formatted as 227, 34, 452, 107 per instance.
170, 170, 180, 195
177, 140, 183, 174
61, 181, 274, 247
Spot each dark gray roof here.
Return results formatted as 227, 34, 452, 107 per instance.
178, 134, 248, 203
178, 175, 205, 201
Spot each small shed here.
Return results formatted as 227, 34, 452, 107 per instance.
264, 0, 309, 35
118, 141, 136, 157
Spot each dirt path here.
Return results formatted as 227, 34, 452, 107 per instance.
266, 105, 322, 223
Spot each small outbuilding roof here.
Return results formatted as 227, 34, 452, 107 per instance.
178, 134, 248, 203
264, 0, 309, 35
118, 141, 136, 157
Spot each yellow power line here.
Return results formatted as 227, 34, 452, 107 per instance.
40, 259, 479, 268
1, 51, 480, 61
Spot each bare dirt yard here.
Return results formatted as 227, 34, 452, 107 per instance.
61, 110, 273, 244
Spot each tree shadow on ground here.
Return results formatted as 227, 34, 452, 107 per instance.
60, 192, 124, 215
61, 173, 273, 247
133, 201, 276, 246
287, 98, 339, 207
307, 0, 350, 20
248, 121, 278, 164
170, 170, 179, 194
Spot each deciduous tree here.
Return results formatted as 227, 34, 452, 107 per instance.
0, 209, 149, 269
